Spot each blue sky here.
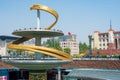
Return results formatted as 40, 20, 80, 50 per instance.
0, 0, 120, 44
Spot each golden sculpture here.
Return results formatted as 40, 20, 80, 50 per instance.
30, 4, 58, 30
7, 4, 72, 60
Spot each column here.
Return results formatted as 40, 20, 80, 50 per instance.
118, 39, 120, 49
88, 35, 92, 56
35, 37, 41, 46
35, 37, 43, 59
37, 10, 40, 30
116, 38, 120, 49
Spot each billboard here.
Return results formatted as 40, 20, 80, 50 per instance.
0, 69, 9, 80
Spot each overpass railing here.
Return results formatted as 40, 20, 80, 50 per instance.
73, 57, 120, 60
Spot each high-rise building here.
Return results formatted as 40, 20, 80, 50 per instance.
59, 33, 79, 56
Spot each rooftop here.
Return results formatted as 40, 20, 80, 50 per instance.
0, 35, 19, 41
0, 60, 14, 68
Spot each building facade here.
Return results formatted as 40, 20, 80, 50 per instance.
59, 33, 79, 56
92, 29, 120, 50
0, 39, 7, 56
0, 35, 19, 56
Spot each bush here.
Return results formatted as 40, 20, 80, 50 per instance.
100, 54, 107, 58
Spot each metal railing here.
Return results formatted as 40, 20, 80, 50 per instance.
73, 57, 120, 60
14, 27, 63, 33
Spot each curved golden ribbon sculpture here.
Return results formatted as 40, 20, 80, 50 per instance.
30, 4, 58, 30
7, 4, 72, 60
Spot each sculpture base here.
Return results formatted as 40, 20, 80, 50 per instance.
29, 71, 47, 80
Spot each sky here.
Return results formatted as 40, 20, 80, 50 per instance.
0, 0, 120, 44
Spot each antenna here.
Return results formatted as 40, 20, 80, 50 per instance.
110, 19, 112, 30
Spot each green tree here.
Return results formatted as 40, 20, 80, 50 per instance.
64, 47, 71, 54
45, 38, 63, 51
15, 49, 25, 57
79, 42, 89, 53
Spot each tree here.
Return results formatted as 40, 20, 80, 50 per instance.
64, 47, 71, 54
79, 42, 89, 53
45, 38, 63, 51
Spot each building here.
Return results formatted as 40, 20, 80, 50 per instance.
90, 22, 120, 55
93, 28, 120, 50
0, 35, 19, 56
59, 32, 79, 56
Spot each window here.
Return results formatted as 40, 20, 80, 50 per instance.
107, 39, 109, 42
106, 34, 108, 37
103, 44, 105, 46
99, 35, 102, 38
103, 35, 105, 37
103, 39, 105, 42
114, 34, 117, 37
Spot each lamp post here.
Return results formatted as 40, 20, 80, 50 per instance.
88, 35, 92, 57
57, 66, 61, 80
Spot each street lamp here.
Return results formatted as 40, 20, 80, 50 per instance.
88, 35, 92, 57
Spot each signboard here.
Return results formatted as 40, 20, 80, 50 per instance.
0, 76, 7, 80
0, 69, 9, 80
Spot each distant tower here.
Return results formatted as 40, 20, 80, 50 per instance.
110, 19, 112, 30
108, 19, 115, 49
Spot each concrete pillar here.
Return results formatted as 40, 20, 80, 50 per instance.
117, 38, 119, 49
5, 40, 7, 56
35, 37, 41, 46
118, 39, 120, 49
35, 37, 43, 58
37, 10, 40, 30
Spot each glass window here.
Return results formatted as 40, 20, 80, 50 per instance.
106, 34, 108, 37
107, 39, 109, 42
103, 34, 105, 37
114, 34, 117, 36
118, 33, 120, 36
99, 35, 102, 38
103, 39, 105, 42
